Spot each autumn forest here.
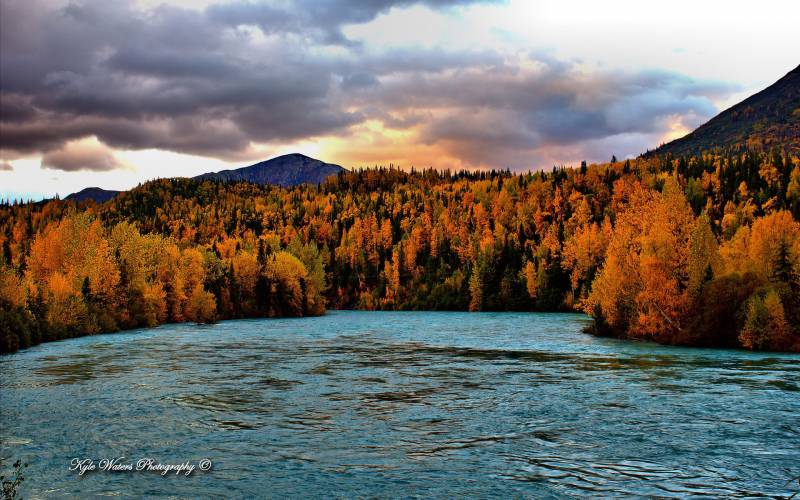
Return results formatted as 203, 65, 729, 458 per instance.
1, 149, 800, 353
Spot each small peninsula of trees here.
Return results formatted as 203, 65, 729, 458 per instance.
1, 149, 799, 353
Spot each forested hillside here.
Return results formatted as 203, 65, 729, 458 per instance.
3, 149, 800, 353
652, 65, 800, 156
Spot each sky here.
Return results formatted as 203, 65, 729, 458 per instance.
1, 0, 798, 200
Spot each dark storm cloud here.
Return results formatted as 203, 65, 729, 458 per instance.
0, 0, 738, 168
0, 0, 360, 158
2, 0, 500, 159
370, 63, 736, 166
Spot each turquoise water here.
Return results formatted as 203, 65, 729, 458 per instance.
1, 311, 798, 498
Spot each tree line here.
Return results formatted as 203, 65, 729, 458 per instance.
1, 149, 799, 353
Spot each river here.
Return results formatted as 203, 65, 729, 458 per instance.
1, 311, 798, 497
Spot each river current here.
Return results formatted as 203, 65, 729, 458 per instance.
1, 311, 798, 497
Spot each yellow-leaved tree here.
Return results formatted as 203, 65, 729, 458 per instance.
26, 214, 119, 334
264, 251, 308, 317
585, 177, 696, 341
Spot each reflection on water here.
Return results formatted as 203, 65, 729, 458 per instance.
1, 311, 799, 498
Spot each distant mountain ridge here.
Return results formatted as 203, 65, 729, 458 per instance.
193, 153, 345, 186
64, 187, 121, 203
64, 153, 346, 202
651, 64, 800, 157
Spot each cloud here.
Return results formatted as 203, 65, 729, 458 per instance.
0, 0, 498, 159
0, 0, 740, 171
0, 161, 13, 171
369, 61, 737, 167
41, 137, 123, 172
206, 0, 502, 45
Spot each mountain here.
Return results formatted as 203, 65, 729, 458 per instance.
64, 187, 121, 203
651, 64, 800, 157
63, 154, 344, 203
194, 153, 345, 186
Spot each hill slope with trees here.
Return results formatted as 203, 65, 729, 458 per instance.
651, 65, 800, 157
2, 149, 799, 353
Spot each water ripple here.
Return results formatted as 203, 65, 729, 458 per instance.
1, 311, 799, 498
